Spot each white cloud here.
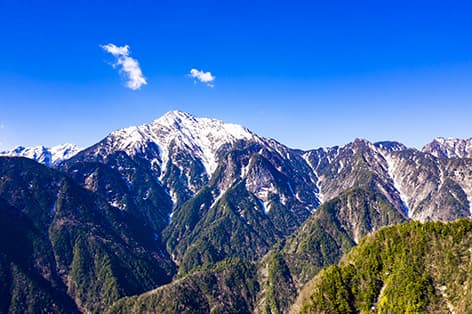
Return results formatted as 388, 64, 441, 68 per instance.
189, 68, 215, 87
101, 43, 147, 90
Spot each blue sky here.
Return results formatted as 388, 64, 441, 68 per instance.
1, 0, 472, 150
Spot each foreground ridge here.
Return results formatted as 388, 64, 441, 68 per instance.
296, 219, 472, 314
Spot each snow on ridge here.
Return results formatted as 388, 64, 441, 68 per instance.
49, 143, 83, 163
383, 153, 411, 217
423, 137, 472, 159
0, 145, 48, 160
302, 151, 325, 204
374, 141, 407, 152
0, 143, 82, 166
108, 110, 257, 177
258, 199, 270, 214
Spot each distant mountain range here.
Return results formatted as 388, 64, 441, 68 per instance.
1, 110, 472, 313
0, 143, 82, 166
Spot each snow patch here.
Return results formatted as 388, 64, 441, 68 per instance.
209, 188, 227, 209
384, 154, 411, 217
241, 161, 250, 179
255, 184, 277, 201
302, 152, 325, 203
437, 161, 445, 190
337, 160, 344, 174
169, 189, 178, 206
110, 200, 127, 210
258, 199, 270, 214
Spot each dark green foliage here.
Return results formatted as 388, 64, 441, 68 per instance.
262, 252, 297, 314
163, 186, 215, 256
160, 149, 208, 206
69, 235, 121, 311
175, 182, 282, 274
0, 157, 175, 313
303, 265, 356, 314
107, 258, 260, 314
300, 220, 472, 313
62, 151, 173, 234
259, 186, 406, 313
164, 143, 317, 276
0, 198, 79, 313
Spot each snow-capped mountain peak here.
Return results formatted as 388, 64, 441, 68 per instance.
50, 143, 83, 161
0, 143, 82, 166
153, 110, 254, 143
107, 110, 257, 176
153, 110, 197, 126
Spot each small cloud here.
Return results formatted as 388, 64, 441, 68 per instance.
189, 68, 215, 87
101, 43, 147, 90
0, 123, 4, 129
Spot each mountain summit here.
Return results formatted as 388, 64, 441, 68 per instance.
61, 110, 321, 273
106, 110, 257, 176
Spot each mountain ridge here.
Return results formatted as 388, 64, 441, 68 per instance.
0, 143, 82, 166
2, 110, 472, 313
422, 136, 472, 159
3, 111, 472, 171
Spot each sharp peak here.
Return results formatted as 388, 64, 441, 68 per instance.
162, 110, 196, 120
152, 110, 248, 130
111, 110, 251, 137
344, 138, 382, 153
109, 110, 256, 145
152, 110, 206, 126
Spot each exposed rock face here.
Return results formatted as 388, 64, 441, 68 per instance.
423, 137, 472, 159
383, 149, 472, 221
